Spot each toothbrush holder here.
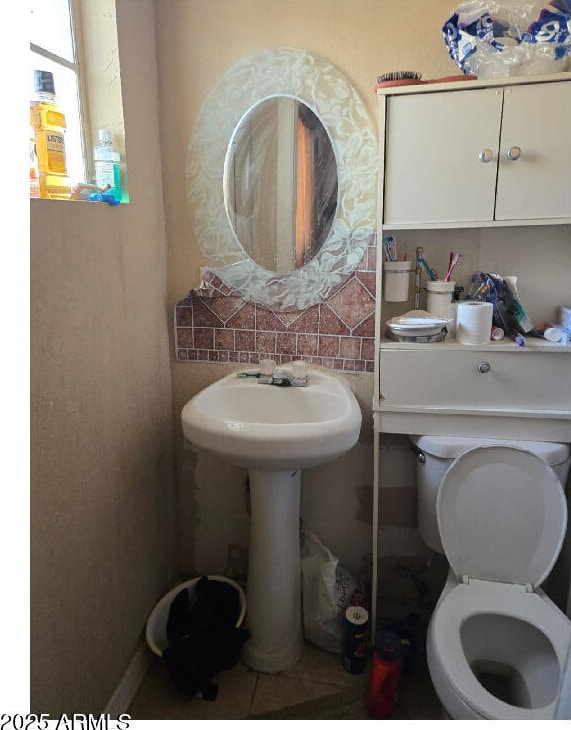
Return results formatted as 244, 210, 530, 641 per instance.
427, 280, 456, 337
384, 261, 414, 302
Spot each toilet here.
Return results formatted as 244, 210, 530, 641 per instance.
410, 435, 571, 719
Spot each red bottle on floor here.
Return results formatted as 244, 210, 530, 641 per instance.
366, 630, 402, 719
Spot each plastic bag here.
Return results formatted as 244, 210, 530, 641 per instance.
300, 528, 363, 654
467, 271, 539, 343
443, 1, 571, 77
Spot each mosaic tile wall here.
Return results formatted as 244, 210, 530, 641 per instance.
174, 242, 376, 372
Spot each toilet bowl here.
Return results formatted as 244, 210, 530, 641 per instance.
412, 441, 571, 719
428, 578, 571, 719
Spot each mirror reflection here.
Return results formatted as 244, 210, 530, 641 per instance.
224, 97, 338, 274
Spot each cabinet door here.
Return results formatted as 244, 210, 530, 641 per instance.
495, 82, 571, 220
383, 88, 503, 225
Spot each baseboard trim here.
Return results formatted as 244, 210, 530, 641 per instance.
105, 639, 153, 717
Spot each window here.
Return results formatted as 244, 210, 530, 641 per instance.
29, 0, 86, 186
29, 0, 127, 202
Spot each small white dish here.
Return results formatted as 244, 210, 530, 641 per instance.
387, 309, 453, 337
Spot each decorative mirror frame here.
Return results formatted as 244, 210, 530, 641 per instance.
186, 47, 377, 311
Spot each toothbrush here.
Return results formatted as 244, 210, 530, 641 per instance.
418, 256, 437, 281
383, 236, 397, 262
444, 252, 462, 282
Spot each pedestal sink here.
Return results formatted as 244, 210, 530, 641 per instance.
181, 365, 362, 672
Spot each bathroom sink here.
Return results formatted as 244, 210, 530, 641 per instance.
180, 364, 362, 674
181, 366, 361, 470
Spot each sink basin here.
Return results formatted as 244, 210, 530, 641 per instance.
181, 366, 361, 470
181, 365, 362, 673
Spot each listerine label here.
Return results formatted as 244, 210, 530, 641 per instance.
41, 129, 67, 173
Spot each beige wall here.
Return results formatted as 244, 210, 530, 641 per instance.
156, 0, 458, 589
34, 0, 568, 713
30, 0, 176, 714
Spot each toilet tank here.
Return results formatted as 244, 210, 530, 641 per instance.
410, 435, 571, 554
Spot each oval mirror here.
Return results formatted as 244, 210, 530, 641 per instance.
186, 47, 377, 311
224, 96, 338, 274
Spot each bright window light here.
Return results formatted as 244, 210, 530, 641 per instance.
29, 0, 86, 187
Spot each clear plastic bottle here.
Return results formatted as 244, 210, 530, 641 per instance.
29, 70, 70, 199
93, 129, 122, 202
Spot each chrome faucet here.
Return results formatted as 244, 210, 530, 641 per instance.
258, 359, 308, 386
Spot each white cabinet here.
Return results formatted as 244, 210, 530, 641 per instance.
383, 79, 571, 226
495, 82, 571, 221
377, 341, 571, 441
372, 74, 571, 639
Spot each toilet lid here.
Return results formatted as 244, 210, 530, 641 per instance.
437, 445, 567, 588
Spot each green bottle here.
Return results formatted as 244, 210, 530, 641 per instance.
93, 129, 122, 202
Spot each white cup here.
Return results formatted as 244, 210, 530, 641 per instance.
426, 280, 455, 317
384, 261, 413, 302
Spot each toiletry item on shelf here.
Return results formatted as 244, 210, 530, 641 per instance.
416, 254, 437, 282
366, 630, 402, 718
30, 70, 70, 199
456, 301, 494, 345
467, 272, 538, 345
93, 129, 122, 203
386, 310, 452, 342
375, 71, 423, 88
236, 371, 261, 378
383, 235, 398, 262
542, 327, 563, 343
426, 280, 457, 338
559, 306, 571, 332
444, 251, 462, 282
384, 261, 414, 302
504, 276, 538, 337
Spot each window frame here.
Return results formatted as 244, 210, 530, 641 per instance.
30, 0, 127, 199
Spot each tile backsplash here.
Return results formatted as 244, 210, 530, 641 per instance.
175, 243, 376, 372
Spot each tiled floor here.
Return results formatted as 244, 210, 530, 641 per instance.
128, 640, 443, 720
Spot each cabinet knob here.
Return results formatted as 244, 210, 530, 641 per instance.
506, 146, 522, 161
479, 149, 494, 163
477, 360, 491, 374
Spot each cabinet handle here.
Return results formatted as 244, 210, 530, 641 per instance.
506, 146, 522, 161
479, 149, 494, 163
477, 360, 491, 374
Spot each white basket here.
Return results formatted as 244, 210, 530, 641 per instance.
145, 575, 246, 657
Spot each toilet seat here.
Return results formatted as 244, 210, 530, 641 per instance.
429, 445, 570, 719
429, 579, 571, 719
437, 445, 567, 588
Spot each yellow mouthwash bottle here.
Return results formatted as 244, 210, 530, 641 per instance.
30, 70, 71, 200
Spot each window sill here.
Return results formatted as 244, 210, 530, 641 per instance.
30, 185, 129, 205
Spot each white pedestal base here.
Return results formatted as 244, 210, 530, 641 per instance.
242, 468, 304, 673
